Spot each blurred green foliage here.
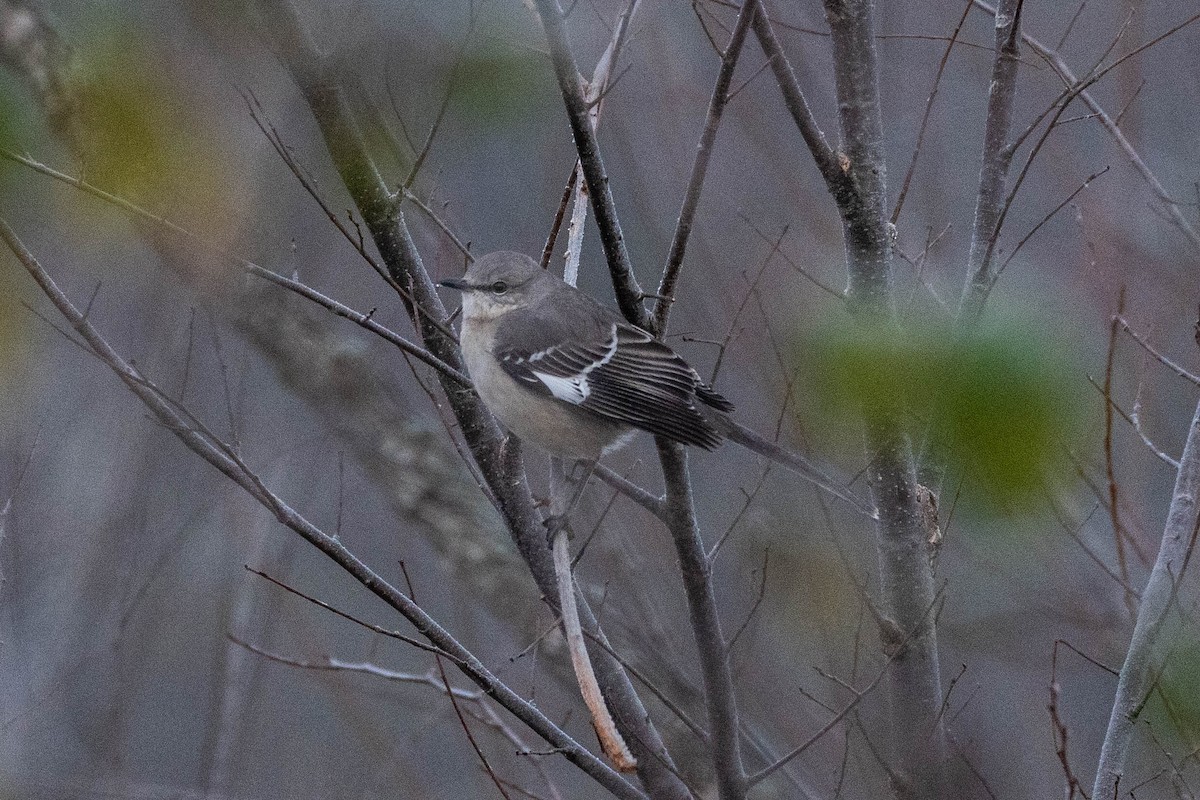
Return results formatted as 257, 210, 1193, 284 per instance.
0, 75, 29, 184
75, 31, 206, 204
800, 312, 1087, 512
0, 82, 31, 387
68, 20, 237, 248
454, 44, 545, 126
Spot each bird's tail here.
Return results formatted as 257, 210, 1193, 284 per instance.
715, 417, 879, 520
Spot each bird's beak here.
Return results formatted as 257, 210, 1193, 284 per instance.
438, 277, 470, 291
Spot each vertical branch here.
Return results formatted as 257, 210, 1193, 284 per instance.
560, 0, 639, 286
254, 4, 689, 796
1104, 290, 1135, 611
749, 4, 948, 794
652, 0, 756, 335
821, 1, 948, 797
656, 440, 747, 800
532, 3, 747, 797
1093, 396, 1200, 798
959, 0, 1025, 324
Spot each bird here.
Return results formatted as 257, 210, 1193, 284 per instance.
438, 250, 876, 518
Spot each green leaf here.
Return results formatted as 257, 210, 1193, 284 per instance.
799, 311, 1087, 512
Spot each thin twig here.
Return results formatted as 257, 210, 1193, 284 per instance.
744, 587, 943, 788
990, 165, 1110, 285
973, 0, 1200, 257
726, 548, 769, 653
1116, 316, 1200, 387
891, 0, 972, 225
1104, 289, 1135, 611
653, 0, 757, 334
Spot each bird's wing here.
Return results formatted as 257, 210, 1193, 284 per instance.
495, 308, 732, 450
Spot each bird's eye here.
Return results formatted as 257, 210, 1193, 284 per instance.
491, 281, 509, 295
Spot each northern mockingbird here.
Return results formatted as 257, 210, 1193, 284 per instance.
440, 251, 876, 518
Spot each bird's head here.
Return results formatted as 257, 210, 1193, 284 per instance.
438, 251, 553, 321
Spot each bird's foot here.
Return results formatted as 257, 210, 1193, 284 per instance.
543, 513, 573, 545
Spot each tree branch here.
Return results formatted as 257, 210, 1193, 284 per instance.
656, 440, 747, 800
653, 0, 756, 335
959, 0, 1024, 324
821, 1, 949, 796
0, 218, 646, 800
749, 1, 848, 203
1093, 396, 1200, 798
253, 3, 687, 795
972, 0, 1200, 257
530, 0, 647, 327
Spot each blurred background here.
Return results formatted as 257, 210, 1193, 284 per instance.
2, 0, 1199, 797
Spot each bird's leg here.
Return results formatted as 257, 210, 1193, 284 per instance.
544, 458, 597, 541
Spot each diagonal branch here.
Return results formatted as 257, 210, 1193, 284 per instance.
1092, 396, 1200, 798
253, 3, 688, 796
749, 1, 846, 199
530, 0, 647, 327
0, 218, 646, 800
652, 0, 757, 335
971, 0, 1200, 257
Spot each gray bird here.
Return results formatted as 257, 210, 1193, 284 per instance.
440, 250, 876, 518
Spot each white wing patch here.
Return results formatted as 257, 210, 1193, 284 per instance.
530, 324, 619, 405
534, 372, 590, 404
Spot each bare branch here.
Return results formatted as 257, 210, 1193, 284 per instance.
959, 0, 1024, 323
655, 439, 747, 800
1093, 398, 1200, 797
749, 2, 844, 193
653, 0, 757, 335
0, 218, 646, 800
973, 0, 1200, 257
746, 626, 894, 788
529, 0, 647, 326
1116, 316, 1200, 387
990, 165, 1109, 286
891, 0, 972, 226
